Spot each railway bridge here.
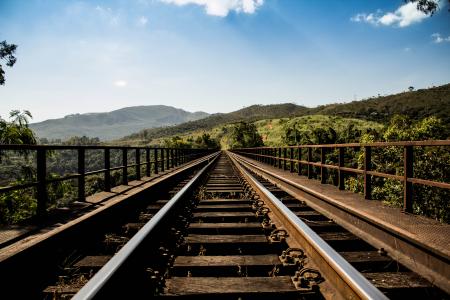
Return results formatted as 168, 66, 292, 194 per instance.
0, 142, 448, 299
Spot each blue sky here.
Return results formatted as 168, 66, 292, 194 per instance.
0, 0, 449, 122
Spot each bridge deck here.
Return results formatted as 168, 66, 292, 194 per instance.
0, 168, 176, 250
238, 155, 450, 259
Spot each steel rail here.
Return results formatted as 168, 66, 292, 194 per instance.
72, 151, 220, 300
229, 152, 388, 300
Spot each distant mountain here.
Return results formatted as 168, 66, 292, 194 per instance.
30, 105, 209, 140
121, 83, 450, 144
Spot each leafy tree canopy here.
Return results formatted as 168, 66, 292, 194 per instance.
0, 110, 36, 145
0, 41, 17, 85
229, 122, 264, 149
407, 0, 448, 15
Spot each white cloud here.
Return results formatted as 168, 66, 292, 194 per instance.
138, 16, 148, 26
114, 80, 128, 87
431, 33, 450, 43
351, 2, 429, 27
95, 5, 120, 26
160, 0, 264, 17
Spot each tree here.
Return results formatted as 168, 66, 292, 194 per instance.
406, 0, 449, 15
0, 41, 17, 85
229, 122, 264, 149
0, 110, 36, 145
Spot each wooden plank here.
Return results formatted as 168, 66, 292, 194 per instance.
73, 255, 112, 268
318, 232, 359, 241
189, 223, 261, 229
205, 184, 242, 187
164, 276, 297, 295
188, 222, 263, 234
363, 272, 432, 289
173, 255, 280, 267
205, 189, 243, 193
295, 211, 322, 217
295, 211, 329, 220
43, 284, 84, 294
199, 199, 252, 205
196, 204, 251, 210
339, 251, 392, 264
186, 234, 267, 244
193, 212, 255, 218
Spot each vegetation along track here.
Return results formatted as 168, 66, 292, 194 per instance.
3, 152, 447, 299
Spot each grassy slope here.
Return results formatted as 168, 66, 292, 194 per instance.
143, 115, 383, 149
119, 84, 450, 146
311, 84, 450, 123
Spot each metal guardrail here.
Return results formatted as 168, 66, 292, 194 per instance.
72, 151, 220, 299
0, 144, 215, 218
229, 152, 388, 300
232, 140, 450, 213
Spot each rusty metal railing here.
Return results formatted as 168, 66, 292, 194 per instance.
0, 144, 214, 218
232, 140, 450, 213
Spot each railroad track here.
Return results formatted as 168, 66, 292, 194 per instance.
1, 152, 447, 299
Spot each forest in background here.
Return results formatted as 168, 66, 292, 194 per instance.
1, 83, 449, 224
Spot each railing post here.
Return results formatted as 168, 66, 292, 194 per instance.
364, 146, 372, 199
290, 148, 294, 172
161, 148, 165, 172
175, 149, 179, 166
297, 147, 302, 175
321, 147, 327, 184
36, 148, 47, 218
338, 147, 345, 190
78, 148, 86, 201
166, 148, 170, 170
122, 148, 128, 185
154, 148, 158, 174
277, 148, 281, 169
146, 148, 151, 177
283, 148, 287, 170
273, 148, 276, 166
307, 147, 313, 179
104, 148, 111, 192
404, 146, 414, 212
135, 148, 141, 181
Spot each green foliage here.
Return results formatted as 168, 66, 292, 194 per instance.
228, 122, 264, 149
345, 116, 450, 222
406, 0, 440, 15
278, 115, 382, 146
163, 133, 219, 149
0, 110, 37, 145
62, 136, 101, 146
0, 183, 36, 224
0, 40, 17, 85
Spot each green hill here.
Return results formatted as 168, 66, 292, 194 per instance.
30, 105, 209, 140
311, 84, 450, 123
121, 103, 310, 143
150, 115, 384, 149
121, 84, 450, 144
